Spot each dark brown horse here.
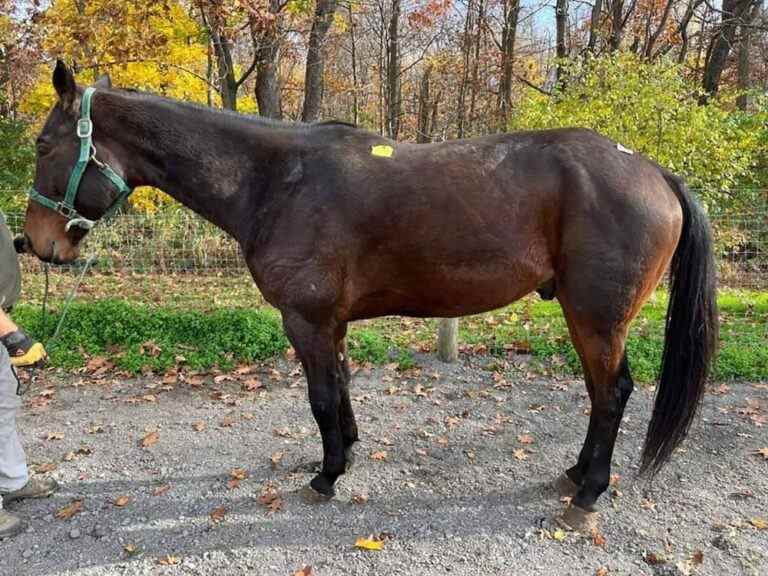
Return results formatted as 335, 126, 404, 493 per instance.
22, 62, 717, 530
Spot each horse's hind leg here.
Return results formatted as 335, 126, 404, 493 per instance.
560, 309, 635, 530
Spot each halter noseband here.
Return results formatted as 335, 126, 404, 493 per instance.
28, 87, 133, 231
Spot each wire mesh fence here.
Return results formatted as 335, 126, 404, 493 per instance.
2, 190, 767, 292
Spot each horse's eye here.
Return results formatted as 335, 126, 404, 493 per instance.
36, 142, 52, 156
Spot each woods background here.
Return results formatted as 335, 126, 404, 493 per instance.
1, 0, 767, 211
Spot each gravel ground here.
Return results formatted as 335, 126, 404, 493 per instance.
4, 354, 767, 576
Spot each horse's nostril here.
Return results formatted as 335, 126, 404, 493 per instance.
13, 235, 28, 254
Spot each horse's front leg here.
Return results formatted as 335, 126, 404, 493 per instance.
283, 312, 347, 498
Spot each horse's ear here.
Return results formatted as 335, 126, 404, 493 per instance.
52, 59, 76, 109
94, 73, 111, 89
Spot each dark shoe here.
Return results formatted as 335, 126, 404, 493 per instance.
0, 509, 26, 539
1, 330, 47, 368
1, 477, 59, 505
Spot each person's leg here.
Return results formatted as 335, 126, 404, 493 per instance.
0, 309, 46, 368
0, 345, 28, 538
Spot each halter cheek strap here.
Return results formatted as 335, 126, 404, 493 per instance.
28, 87, 133, 231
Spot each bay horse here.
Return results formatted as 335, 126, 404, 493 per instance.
21, 61, 717, 530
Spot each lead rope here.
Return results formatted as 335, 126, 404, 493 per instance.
40, 255, 96, 348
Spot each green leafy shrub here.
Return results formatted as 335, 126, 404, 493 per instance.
511, 54, 767, 212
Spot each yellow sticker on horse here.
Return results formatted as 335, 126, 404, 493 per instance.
371, 145, 394, 158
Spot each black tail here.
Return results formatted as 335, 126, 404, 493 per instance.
640, 172, 719, 475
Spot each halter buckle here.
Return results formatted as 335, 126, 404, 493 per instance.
76, 118, 93, 138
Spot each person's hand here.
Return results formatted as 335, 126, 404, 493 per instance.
13, 235, 26, 254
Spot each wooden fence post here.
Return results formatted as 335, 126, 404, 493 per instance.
437, 318, 459, 363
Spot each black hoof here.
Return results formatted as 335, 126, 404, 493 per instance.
309, 474, 336, 498
298, 483, 334, 504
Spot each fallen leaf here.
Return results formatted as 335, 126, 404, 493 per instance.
242, 377, 263, 391
55, 499, 84, 520
140, 431, 159, 448
640, 498, 656, 511
591, 527, 606, 547
750, 517, 767, 530
370, 450, 388, 461
87, 425, 104, 434
517, 434, 534, 445
273, 427, 292, 438
609, 473, 621, 486
157, 555, 181, 566
123, 544, 139, 556
270, 451, 284, 468
220, 416, 236, 428
354, 536, 384, 551
293, 567, 313, 576
230, 468, 248, 480
210, 506, 227, 524
755, 447, 768, 460
552, 529, 567, 541
35, 462, 57, 474
595, 568, 609, 576
645, 552, 667, 565
691, 550, 704, 565
153, 484, 171, 496
46, 431, 65, 441
192, 421, 206, 432
257, 487, 283, 514
227, 478, 240, 490
351, 493, 368, 504
513, 448, 528, 461
114, 495, 131, 507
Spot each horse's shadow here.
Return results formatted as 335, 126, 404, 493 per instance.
9, 472, 565, 576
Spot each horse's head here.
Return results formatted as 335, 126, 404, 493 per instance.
23, 60, 130, 264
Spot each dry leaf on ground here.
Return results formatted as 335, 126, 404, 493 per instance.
293, 567, 313, 576
114, 495, 131, 507
370, 450, 388, 461
192, 421, 205, 432
140, 431, 159, 448
153, 484, 171, 496
55, 500, 83, 520
750, 517, 767, 529
355, 536, 384, 551
35, 463, 57, 474
517, 434, 534, 444
513, 448, 528, 461
210, 506, 227, 524
270, 451, 284, 468
257, 487, 283, 514
157, 555, 181, 566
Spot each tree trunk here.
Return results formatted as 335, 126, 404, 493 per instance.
252, 0, 283, 119
438, 318, 459, 363
302, 0, 339, 122
468, 0, 485, 135
386, 0, 401, 139
643, 0, 674, 59
348, 3, 359, 125
417, 65, 432, 143
736, 2, 761, 110
609, 0, 624, 51
587, 0, 603, 53
701, 0, 756, 101
555, 0, 568, 80
456, 0, 475, 138
498, 0, 520, 129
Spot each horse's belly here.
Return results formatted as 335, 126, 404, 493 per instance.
346, 248, 553, 320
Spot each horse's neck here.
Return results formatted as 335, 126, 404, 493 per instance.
94, 91, 297, 240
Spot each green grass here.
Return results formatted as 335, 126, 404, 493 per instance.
11, 288, 767, 382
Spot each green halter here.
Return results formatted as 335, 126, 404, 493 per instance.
28, 87, 133, 231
